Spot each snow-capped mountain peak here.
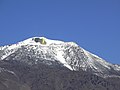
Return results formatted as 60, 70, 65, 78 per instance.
18, 37, 64, 46
0, 37, 120, 77
0, 37, 77, 70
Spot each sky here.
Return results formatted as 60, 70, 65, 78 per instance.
0, 0, 120, 64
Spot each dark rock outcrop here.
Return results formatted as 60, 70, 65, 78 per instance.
0, 59, 120, 90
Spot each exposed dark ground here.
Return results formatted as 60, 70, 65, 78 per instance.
0, 60, 120, 90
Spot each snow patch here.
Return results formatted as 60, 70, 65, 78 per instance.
56, 50, 73, 70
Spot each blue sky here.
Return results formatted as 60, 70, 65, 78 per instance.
0, 0, 120, 64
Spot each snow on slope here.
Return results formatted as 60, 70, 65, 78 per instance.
0, 37, 120, 77
19, 37, 64, 45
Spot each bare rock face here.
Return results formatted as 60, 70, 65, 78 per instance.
0, 66, 30, 90
0, 60, 120, 90
0, 37, 120, 90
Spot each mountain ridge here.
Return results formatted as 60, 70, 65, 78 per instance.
0, 37, 120, 78
0, 37, 120, 90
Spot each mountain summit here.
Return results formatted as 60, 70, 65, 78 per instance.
0, 37, 120, 77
